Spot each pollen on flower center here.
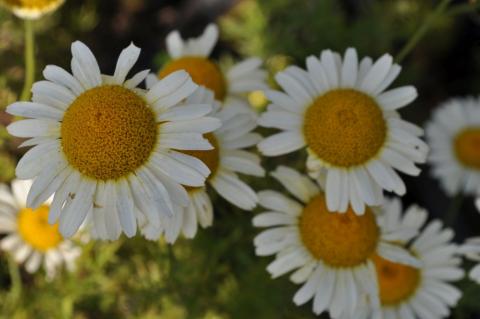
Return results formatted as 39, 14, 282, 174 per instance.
303, 89, 387, 168
299, 193, 380, 267
61, 85, 157, 180
454, 128, 480, 169
159, 56, 227, 101
181, 133, 220, 191
373, 254, 421, 305
18, 205, 62, 252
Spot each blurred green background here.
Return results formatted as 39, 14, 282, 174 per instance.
1, 0, 480, 318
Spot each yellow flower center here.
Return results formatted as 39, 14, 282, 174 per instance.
17, 205, 62, 252
159, 57, 227, 101
303, 89, 387, 168
299, 193, 380, 267
373, 254, 421, 306
1, 0, 62, 9
454, 128, 480, 169
181, 133, 220, 191
61, 85, 157, 180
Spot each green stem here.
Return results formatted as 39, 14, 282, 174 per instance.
395, 0, 452, 63
20, 19, 35, 101
5, 256, 22, 313
444, 193, 464, 227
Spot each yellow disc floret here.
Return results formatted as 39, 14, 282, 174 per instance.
373, 254, 421, 306
159, 57, 227, 101
18, 205, 62, 252
181, 133, 220, 191
303, 89, 387, 168
454, 128, 480, 169
299, 193, 380, 267
61, 85, 157, 180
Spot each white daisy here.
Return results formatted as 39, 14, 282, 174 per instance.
426, 96, 480, 196
157, 23, 268, 114
252, 166, 420, 318
0, 179, 81, 279
339, 198, 464, 319
0, 0, 64, 19
460, 237, 480, 284
6, 41, 221, 240
257, 48, 428, 215
140, 85, 264, 243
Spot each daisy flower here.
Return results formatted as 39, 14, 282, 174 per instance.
0, 179, 81, 279
158, 23, 268, 113
340, 198, 464, 319
426, 96, 480, 196
460, 237, 480, 284
140, 85, 264, 242
0, 0, 64, 19
252, 166, 419, 318
258, 48, 428, 214
6, 41, 221, 240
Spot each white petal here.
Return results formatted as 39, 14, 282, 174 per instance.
147, 70, 197, 107
43, 65, 84, 95
7, 102, 63, 120
115, 179, 137, 237
165, 30, 184, 58
124, 69, 150, 89
210, 170, 257, 210
258, 132, 305, 156
158, 104, 212, 121
136, 167, 175, 215
49, 170, 81, 224
377, 86, 417, 110
113, 43, 141, 84
360, 54, 393, 93
59, 179, 96, 238
340, 48, 358, 87
148, 151, 208, 187
7, 119, 59, 138
271, 165, 319, 203
26, 158, 68, 208
71, 41, 102, 89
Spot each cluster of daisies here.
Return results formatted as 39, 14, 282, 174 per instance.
1, 1, 480, 318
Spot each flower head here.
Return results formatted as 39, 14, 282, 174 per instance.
258, 48, 428, 215
426, 96, 480, 196
0, 180, 81, 279
6, 41, 221, 240
340, 199, 464, 319
252, 166, 419, 317
159, 23, 268, 114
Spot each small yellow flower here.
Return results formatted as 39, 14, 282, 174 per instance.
0, 0, 65, 19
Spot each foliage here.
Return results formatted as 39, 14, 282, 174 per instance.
0, 0, 479, 318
